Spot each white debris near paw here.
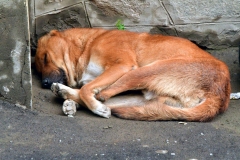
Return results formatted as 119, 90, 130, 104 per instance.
155, 150, 168, 154
178, 122, 187, 125
230, 93, 240, 99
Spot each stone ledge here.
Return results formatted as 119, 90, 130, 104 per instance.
98, 23, 240, 49
175, 22, 240, 49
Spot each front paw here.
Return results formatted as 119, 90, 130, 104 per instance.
62, 99, 79, 117
51, 83, 69, 99
92, 103, 111, 118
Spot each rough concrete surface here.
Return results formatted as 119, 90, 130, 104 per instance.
1, 47, 239, 159
0, 0, 31, 108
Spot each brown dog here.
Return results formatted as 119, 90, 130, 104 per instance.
35, 28, 230, 121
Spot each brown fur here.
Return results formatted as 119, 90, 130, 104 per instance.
35, 28, 230, 121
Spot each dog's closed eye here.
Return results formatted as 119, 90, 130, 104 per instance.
43, 53, 47, 65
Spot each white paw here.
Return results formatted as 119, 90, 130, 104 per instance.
62, 99, 79, 117
92, 102, 111, 118
51, 83, 70, 99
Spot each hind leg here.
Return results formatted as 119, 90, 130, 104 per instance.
110, 97, 184, 121
97, 58, 208, 107
96, 66, 151, 102
96, 60, 170, 101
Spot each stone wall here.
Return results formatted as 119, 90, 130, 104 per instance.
0, 0, 31, 108
31, 0, 240, 50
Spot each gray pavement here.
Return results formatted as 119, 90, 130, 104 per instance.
1, 96, 240, 160
0, 48, 240, 160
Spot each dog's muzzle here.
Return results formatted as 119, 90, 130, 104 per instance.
42, 77, 65, 89
41, 69, 67, 88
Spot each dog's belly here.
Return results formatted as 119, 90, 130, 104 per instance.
79, 61, 104, 85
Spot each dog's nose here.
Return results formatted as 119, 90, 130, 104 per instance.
42, 78, 52, 88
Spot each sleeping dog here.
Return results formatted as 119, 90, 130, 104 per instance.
35, 28, 230, 121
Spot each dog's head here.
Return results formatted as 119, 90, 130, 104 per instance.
35, 30, 69, 88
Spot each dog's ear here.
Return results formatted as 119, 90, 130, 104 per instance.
49, 30, 61, 37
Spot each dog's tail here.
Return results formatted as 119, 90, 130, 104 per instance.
112, 92, 230, 122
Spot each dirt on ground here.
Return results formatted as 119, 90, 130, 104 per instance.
0, 48, 239, 159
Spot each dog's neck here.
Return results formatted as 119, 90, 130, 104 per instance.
62, 28, 108, 87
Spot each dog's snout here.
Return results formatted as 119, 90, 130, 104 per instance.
42, 78, 52, 89
41, 69, 66, 89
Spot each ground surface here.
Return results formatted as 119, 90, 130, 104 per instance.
0, 48, 240, 160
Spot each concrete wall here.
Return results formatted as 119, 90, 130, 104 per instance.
0, 0, 31, 108
31, 0, 240, 50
